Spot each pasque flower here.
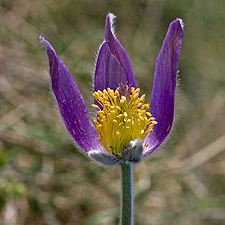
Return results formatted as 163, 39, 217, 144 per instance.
40, 14, 183, 166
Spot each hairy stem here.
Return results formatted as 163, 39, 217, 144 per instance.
120, 162, 133, 225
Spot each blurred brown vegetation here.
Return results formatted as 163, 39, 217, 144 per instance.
0, 0, 225, 224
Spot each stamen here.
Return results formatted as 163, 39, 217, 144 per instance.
93, 85, 157, 155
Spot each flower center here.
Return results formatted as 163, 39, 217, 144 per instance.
92, 85, 157, 155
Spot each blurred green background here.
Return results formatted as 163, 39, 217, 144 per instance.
0, 0, 225, 224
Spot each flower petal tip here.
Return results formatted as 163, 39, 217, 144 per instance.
39, 35, 44, 41
176, 18, 184, 29
39, 36, 55, 54
39, 36, 47, 47
106, 13, 116, 25
171, 18, 184, 38
105, 13, 117, 41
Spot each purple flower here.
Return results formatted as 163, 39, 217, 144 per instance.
40, 13, 183, 166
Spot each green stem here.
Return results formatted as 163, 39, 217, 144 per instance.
120, 161, 133, 225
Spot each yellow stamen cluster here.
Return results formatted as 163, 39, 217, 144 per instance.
92, 85, 157, 155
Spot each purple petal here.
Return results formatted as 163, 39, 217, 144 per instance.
40, 37, 102, 152
144, 19, 184, 156
94, 13, 138, 92
94, 42, 128, 92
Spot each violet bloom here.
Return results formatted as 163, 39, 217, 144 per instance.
40, 14, 183, 166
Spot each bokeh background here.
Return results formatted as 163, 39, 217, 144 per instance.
0, 0, 225, 224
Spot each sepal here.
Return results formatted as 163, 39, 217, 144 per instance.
88, 150, 119, 166
121, 139, 143, 163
